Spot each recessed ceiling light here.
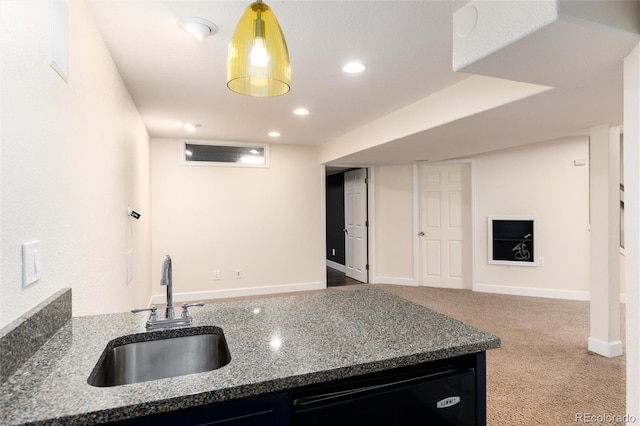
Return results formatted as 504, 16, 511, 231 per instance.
342, 62, 366, 73
184, 122, 201, 132
268, 131, 281, 137
179, 17, 218, 41
293, 108, 310, 116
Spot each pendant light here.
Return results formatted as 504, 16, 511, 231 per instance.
227, 0, 290, 97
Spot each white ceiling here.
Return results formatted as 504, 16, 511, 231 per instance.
86, 0, 640, 166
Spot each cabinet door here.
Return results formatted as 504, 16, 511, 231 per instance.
192, 408, 281, 426
293, 370, 475, 426
112, 392, 290, 426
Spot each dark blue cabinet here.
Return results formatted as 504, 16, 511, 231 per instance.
292, 353, 485, 426
110, 353, 486, 426
111, 392, 290, 426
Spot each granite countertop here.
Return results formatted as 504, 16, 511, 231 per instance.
0, 288, 500, 425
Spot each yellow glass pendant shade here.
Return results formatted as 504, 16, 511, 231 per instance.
227, 1, 290, 97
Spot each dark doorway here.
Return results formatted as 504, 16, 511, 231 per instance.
327, 267, 361, 287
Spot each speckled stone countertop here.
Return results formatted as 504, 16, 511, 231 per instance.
0, 289, 500, 425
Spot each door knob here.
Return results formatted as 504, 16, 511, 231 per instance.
418, 232, 425, 237
343, 228, 349, 234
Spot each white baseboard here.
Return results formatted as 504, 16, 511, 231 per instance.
474, 283, 590, 301
588, 337, 624, 358
475, 283, 628, 303
326, 260, 346, 273
373, 276, 418, 286
149, 281, 326, 306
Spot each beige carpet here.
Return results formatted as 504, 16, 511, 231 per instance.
335, 284, 626, 426
205, 284, 626, 425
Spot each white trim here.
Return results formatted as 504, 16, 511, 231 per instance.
624, 44, 640, 421
475, 283, 627, 303
470, 160, 477, 292
374, 276, 418, 286
368, 167, 376, 285
149, 281, 325, 306
326, 260, 346, 272
320, 167, 328, 288
475, 283, 590, 301
588, 337, 624, 358
412, 165, 420, 285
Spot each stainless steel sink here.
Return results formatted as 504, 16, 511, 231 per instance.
87, 326, 231, 387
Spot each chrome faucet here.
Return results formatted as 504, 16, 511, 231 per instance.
132, 255, 204, 330
160, 255, 174, 319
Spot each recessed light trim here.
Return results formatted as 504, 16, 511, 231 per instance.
184, 122, 201, 132
293, 108, 310, 116
342, 62, 366, 73
179, 17, 218, 41
268, 131, 281, 137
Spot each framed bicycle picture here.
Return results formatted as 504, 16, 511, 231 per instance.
488, 217, 538, 266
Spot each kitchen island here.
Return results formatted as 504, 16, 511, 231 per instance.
0, 288, 500, 425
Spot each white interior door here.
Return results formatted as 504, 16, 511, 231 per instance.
418, 163, 471, 289
345, 169, 368, 283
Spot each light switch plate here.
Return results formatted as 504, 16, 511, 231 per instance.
50, 0, 69, 82
22, 241, 41, 287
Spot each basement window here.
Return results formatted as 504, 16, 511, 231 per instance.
182, 141, 269, 168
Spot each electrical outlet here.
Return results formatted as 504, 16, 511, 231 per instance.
213, 270, 221, 280
235, 270, 242, 279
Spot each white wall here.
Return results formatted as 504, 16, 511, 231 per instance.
370, 137, 619, 301
373, 165, 415, 284
473, 136, 592, 299
150, 139, 324, 300
0, 0, 151, 328
623, 41, 640, 425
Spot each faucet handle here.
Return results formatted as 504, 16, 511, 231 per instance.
182, 302, 204, 309
132, 305, 158, 317
132, 305, 159, 329
181, 302, 204, 318
132, 305, 157, 313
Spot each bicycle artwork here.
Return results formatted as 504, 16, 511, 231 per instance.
512, 233, 532, 261
489, 217, 536, 265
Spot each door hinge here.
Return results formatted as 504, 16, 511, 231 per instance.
365, 220, 369, 227
365, 177, 369, 184
365, 264, 369, 270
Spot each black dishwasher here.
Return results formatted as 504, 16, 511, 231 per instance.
292, 366, 475, 426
